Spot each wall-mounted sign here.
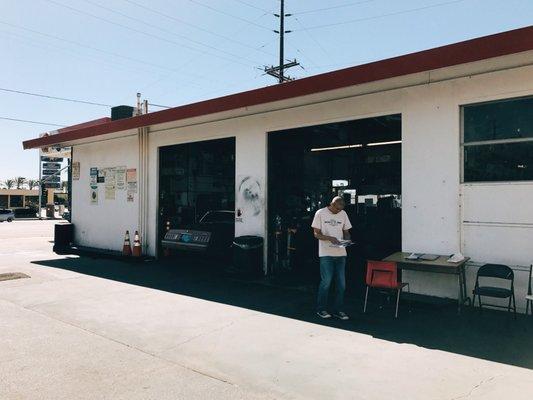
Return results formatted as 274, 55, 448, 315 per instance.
90, 188, 98, 204
90, 167, 98, 188
44, 175, 61, 183
42, 162, 61, 170
72, 162, 80, 180
104, 168, 116, 200
126, 168, 137, 193
41, 157, 63, 163
116, 166, 126, 190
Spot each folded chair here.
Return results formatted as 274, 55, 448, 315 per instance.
473, 264, 516, 318
363, 260, 409, 318
526, 265, 532, 317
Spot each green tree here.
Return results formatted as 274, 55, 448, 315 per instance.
4, 179, 15, 189
27, 179, 39, 190
15, 177, 27, 189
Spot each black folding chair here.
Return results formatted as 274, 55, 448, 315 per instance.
473, 264, 516, 318
526, 264, 532, 317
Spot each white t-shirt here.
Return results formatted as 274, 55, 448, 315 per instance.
311, 207, 352, 257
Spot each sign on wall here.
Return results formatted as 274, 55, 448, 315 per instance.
72, 162, 80, 180
103, 168, 116, 200
42, 162, 61, 170
116, 166, 126, 190
89, 167, 98, 205
126, 168, 137, 192
90, 187, 98, 204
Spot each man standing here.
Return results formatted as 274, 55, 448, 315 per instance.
311, 196, 352, 320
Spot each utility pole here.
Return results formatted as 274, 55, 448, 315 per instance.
279, 0, 285, 83
265, 0, 299, 83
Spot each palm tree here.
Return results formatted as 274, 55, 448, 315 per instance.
27, 179, 39, 190
4, 179, 15, 189
15, 177, 26, 189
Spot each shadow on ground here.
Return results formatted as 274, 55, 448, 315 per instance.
32, 255, 533, 369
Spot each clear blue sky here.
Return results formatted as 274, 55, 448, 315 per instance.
1, 0, 532, 181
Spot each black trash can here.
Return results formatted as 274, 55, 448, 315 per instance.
54, 223, 73, 254
233, 236, 264, 277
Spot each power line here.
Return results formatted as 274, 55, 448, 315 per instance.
294, 17, 331, 58
232, 0, 274, 14
0, 116, 66, 127
0, 87, 111, 107
122, 0, 275, 57
295, 0, 469, 31
294, 0, 376, 15
0, 20, 228, 86
46, 0, 261, 67
148, 103, 172, 109
187, 0, 272, 31
0, 28, 165, 77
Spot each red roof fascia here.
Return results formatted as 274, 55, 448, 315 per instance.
23, 25, 533, 150
56, 117, 111, 133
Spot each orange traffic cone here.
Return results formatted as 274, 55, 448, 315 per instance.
122, 230, 132, 256
132, 230, 142, 258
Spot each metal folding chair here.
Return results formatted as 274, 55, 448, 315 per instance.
526, 264, 532, 317
473, 264, 516, 318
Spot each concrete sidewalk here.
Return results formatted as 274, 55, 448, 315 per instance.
1, 221, 532, 399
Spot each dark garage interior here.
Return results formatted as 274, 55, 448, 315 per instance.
158, 137, 236, 254
268, 114, 402, 291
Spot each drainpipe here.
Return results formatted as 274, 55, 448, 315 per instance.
137, 126, 149, 255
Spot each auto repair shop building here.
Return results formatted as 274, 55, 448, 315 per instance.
24, 26, 533, 311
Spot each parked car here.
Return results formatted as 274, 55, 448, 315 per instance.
161, 210, 235, 257
62, 211, 71, 221
0, 209, 15, 222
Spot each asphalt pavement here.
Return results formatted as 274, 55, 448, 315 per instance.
1, 220, 532, 400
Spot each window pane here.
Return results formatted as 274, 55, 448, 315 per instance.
464, 97, 533, 142
10, 195, 23, 208
464, 142, 533, 182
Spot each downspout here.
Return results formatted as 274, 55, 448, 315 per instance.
138, 126, 149, 255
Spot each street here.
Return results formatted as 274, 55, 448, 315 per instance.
1, 220, 532, 399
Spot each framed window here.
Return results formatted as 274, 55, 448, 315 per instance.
9, 195, 23, 208
462, 96, 533, 183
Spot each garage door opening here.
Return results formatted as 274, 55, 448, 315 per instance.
158, 138, 235, 258
268, 114, 401, 289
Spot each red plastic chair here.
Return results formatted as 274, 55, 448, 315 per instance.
363, 260, 409, 318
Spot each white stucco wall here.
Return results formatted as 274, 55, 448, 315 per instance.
70, 60, 533, 310
71, 135, 139, 251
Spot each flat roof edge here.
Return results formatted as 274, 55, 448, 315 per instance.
23, 25, 533, 150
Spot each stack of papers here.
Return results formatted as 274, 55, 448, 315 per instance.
405, 253, 439, 261
330, 240, 354, 248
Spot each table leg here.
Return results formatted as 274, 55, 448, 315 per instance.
461, 265, 471, 306
457, 271, 463, 314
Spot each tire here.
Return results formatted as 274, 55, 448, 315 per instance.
7, 218, 13, 222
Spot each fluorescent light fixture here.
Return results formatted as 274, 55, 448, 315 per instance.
367, 140, 402, 147
311, 140, 401, 152
311, 144, 363, 152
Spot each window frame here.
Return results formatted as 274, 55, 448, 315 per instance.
460, 95, 533, 184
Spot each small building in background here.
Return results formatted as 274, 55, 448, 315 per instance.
0, 189, 39, 209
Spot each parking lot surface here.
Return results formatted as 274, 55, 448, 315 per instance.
1, 220, 532, 399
